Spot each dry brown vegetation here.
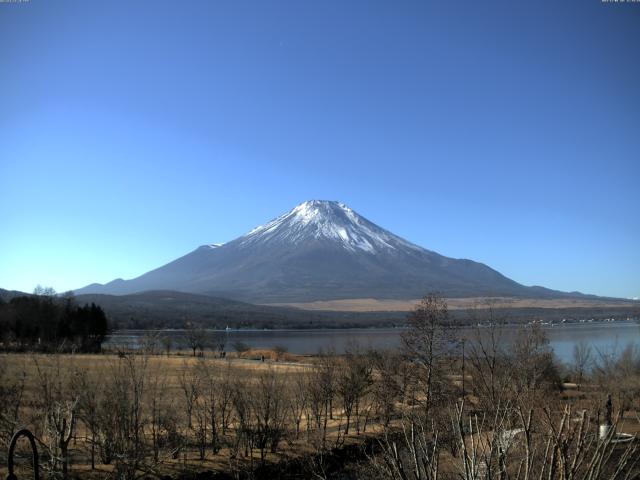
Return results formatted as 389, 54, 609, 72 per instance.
0, 347, 391, 480
265, 296, 639, 312
369, 296, 640, 480
1, 295, 639, 480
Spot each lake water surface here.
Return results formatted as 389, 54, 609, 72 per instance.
105, 321, 640, 364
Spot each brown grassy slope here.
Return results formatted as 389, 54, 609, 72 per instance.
265, 296, 640, 312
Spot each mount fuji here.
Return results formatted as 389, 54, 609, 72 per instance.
76, 200, 580, 303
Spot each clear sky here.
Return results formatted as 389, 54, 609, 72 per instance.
1, 0, 638, 299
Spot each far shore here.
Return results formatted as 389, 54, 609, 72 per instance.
264, 296, 640, 312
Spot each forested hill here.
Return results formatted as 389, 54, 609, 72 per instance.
2, 288, 638, 332
73, 290, 402, 329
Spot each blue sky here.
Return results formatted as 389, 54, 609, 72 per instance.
0, 0, 638, 298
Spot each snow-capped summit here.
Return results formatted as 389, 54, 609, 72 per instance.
76, 200, 565, 303
240, 200, 421, 254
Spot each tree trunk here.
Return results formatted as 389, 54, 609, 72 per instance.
91, 431, 95, 469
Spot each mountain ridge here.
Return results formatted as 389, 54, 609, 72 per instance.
75, 200, 596, 303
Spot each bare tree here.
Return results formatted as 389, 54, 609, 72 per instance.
0, 357, 26, 450
229, 368, 291, 466
98, 354, 148, 479
71, 368, 101, 470
185, 323, 208, 357
161, 335, 173, 356
210, 332, 227, 358
373, 342, 640, 480
372, 406, 440, 480
217, 360, 235, 436
147, 367, 180, 464
510, 323, 561, 402
195, 359, 223, 455
33, 356, 78, 480
250, 368, 289, 462
33, 284, 57, 297
466, 303, 513, 415
192, 387, 209, 461
594, 343, 640, 421
402, 294, 455, 416
179, 362, 201, 430
572, 340, 593, 389
288, 369, 309, 439
231, 373, 253, 462
139, 331, 161, 355
370, 350, 403, 428
45, 401, 77, 480
307, 351, 338, 449
336, 346, 373, 435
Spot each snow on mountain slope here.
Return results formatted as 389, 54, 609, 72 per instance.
240, 200, 423, 254
75, 200, 581, 303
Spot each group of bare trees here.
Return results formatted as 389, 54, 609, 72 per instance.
138, 325, 227, 358
371, 295, 640, 480
1, 294, 638, 480
0, 360, 25, 447
0, 346, 396, 479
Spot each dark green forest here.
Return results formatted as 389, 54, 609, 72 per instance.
0, 293, 109, 352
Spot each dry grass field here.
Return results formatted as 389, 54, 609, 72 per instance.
266, 296, 640, 312
1, 312, 639, 480
0, 350, 390, 479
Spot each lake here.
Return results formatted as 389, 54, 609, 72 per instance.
105, 321, 640, 364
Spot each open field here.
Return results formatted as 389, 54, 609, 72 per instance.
266, 296, 640, 312
0, 350, 391, 479
2, 339, 640, 480
2, 296, 639, 480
